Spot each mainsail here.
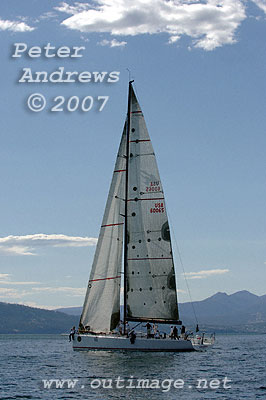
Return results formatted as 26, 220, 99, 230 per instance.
80, 126, 126, 333
126, 88, 179, 323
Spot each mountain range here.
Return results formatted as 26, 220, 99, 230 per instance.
0, 302, 78, 334
179, 290, 266, 333
56, 290, 266, 334
1, 290, 265, 334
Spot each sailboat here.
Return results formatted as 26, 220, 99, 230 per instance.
73, 81, 214, 352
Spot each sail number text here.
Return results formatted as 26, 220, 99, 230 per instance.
146, 181, 161, 192
150, 202, 165, 214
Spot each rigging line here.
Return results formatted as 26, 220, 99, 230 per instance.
132, 80, 141, 106
128, 321, 142, 334
89, 275, 121, 283
126, 68, 131, 82
168, 212, 199, 326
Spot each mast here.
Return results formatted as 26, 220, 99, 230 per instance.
123, 80, 134, 335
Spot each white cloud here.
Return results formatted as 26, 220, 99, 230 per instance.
168, 35, 181, 44
183, 268, 229, 279
17, 301, 65, 310
54, 1, 91, 15
0, 280, 40, 285
0, 288, 16, 295
98, 38, 127, 47
0, 287, 28, 299
56, 0, 246, 51
0, 281, 85, 302
0, 284, 85, 301
0, 274, 40, 285
38, 11, 59, 21
80, 34, 90, 42
0, 273, 10, 280
251, 0, 266, 13
0, 234, 97, 256
2, 246, 35, 256
0, 18, 35, 32
0, 299, 72, 309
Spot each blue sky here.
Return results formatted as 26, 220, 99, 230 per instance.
0, 0, 265, 309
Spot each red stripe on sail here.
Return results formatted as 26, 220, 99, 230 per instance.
89, 275, 121, 283
127, 197, 164, 202
101, 223, 124, 227
114, 169, 126, 173
131, 111, 142, 114
130, 140, 150, 143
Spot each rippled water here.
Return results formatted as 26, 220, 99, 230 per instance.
0, 334, 265, 399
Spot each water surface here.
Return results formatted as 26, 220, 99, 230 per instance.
0, 334, 265, 399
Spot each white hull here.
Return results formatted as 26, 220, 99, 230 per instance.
72, 334, 195, 352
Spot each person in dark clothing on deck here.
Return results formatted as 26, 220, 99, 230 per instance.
173, 326, 178, 340
130, 330, 136, 344
145, 322, 152, 338
69, 326, 75, 342
181, 325, 186, 338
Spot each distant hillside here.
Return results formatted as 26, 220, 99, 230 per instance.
57, 290, 266, 334
0, 302, 79, 334
56, 306, 82, 316
1, 290, 265, 334
179, 290, 266, 333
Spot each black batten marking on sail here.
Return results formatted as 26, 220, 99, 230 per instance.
123, 79, 134, 335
